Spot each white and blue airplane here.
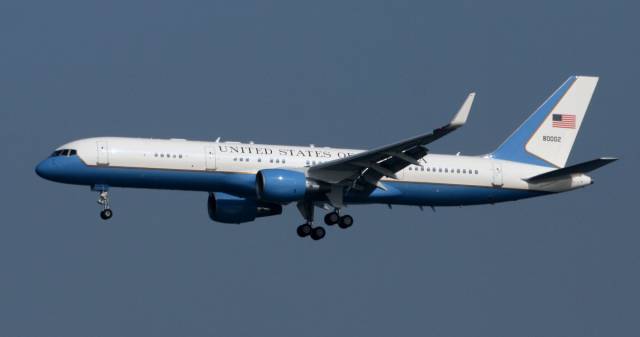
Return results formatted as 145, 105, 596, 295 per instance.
36, 76, 616, 240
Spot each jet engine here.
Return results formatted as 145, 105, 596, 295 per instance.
207, 192, 282, 224
256, 169, 328, 203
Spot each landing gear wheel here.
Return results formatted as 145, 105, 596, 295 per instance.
324, 212, 339, 226
100, 209, 113, 220
338, 215, 353, 229
310, 226, 326, 241
297, 223, 312, 238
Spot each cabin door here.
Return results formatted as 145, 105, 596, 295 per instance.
96, 141, 109, 166
205, 146, 217, 171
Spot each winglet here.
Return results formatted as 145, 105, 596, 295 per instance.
450, 92, 475, 128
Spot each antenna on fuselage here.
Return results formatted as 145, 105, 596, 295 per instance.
215, 137, 221, 143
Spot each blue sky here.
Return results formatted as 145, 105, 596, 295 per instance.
0, 1, 637, 336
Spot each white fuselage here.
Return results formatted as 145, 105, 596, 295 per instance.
54, 137, 591, 196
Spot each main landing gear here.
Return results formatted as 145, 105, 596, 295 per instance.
96, 190, 113, 220
296, 223, 325, 241
323, 211, 353, 229
296, 202, 354, 241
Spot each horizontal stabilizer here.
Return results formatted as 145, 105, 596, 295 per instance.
525, 157, 617, 183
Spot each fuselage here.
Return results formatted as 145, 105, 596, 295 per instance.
35, 137, 593, 207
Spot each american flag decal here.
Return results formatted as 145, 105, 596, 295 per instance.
552, 114, 576, 129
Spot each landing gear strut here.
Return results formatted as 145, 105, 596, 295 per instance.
96, 190, 113, 220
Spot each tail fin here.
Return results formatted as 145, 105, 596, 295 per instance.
491, 76, 599, 168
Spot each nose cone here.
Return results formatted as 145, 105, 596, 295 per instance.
35, 157, 68, 182
35, 158, 54, 180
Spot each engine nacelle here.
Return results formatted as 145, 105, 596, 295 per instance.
207, 192, 282, 224
256, 169, 327, 203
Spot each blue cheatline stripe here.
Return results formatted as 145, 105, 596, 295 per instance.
37, 156, 547, 207
491, 76, 577, 167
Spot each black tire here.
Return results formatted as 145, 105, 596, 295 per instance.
296, 224, 312, 237
338, 215, 353, 229
310, 226, 326, 241
100, 209, 113, 220
324, 212, 339, 226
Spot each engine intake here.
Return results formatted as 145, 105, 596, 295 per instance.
208, 192, 282, 224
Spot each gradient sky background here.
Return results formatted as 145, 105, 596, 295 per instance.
1, 1, 638, 336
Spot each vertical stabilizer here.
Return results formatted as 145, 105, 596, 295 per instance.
492, 76, 598, 168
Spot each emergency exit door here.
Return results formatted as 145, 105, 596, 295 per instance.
492, 162, 503, 187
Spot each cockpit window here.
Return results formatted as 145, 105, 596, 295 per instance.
50, 149, 77, 157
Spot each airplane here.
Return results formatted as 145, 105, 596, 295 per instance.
35, 75, 616, 240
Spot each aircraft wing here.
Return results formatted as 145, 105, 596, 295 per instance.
307, 93, 475, 190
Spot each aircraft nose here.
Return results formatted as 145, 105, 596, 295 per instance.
35, 158, 55, 180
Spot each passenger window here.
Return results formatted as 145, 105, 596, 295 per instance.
179, 154, 182, 159
445, 168, 448, 173
438, 168, 442, 173
457, 169, 460, 173
475, 170, 479, 174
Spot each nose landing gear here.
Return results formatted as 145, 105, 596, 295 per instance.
96, 190, 113, 220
